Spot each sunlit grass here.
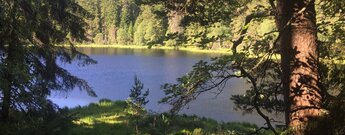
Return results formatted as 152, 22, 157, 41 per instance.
65, 99, 275, 135
67, 100, 133, 135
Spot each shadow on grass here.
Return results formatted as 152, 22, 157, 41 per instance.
65, 99, 270, 135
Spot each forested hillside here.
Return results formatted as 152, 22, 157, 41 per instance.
74, 0, 234, 49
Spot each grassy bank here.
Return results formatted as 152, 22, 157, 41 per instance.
65, 99, 274, 135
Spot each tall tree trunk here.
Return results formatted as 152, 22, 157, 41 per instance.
1, 26, 16, 124
1, 25, 15, 123
278, 0, 322, 134
1, 72, 11, 123
1, 1, 19, 122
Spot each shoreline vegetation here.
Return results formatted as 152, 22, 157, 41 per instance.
60, 44, 345, 64
59, 44, 233, 54
66, 99, 274, 135
78, 44, 345, 65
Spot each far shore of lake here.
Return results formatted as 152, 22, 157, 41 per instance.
58, 44, 345, 64
59, 44, 233, 54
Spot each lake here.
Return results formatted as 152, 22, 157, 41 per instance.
49, 47, 280, 126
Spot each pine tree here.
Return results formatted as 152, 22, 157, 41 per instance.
0, 0, 96, 123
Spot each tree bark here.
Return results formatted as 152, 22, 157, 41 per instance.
1, 71, 11, 123
277, 0, 322, 134
1, 1, 18, 123
1, 26, 15, 123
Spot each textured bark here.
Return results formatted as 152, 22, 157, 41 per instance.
277, 0, 322, 134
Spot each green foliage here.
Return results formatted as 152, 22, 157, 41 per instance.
116, 27, 131, 45
184, 22, 208, 47
158, 0, 345, 133
134, 5, 167, 45
125, 75, 150, 134
0, 0, 96, 127
67, 100, 266, 135
93, 33, 104, 44
100, 0, 120, 28
157, 1, 280, 134
100, 0, 121, 44
141, 113, 261, 135
163, 39, 178, 46
75, 0, 241, 48
160, 56, 243, 113
206, 22, 230, 39
119, 0, 139, 44
76, 0, 140, 45
162, 0, 241, 25
314, 1, 345, 133
0, 104, 74, 135
77, 0, 102, 42
126, 75, 150, 116
1, 0, 345, 134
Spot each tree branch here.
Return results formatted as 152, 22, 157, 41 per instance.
239, 67, 278, 135
231, 11, 270, 54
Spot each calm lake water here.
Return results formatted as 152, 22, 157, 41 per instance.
49, 47, 280, 125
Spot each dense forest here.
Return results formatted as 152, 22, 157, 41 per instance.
73, 0, 232, 49
1, 0, 345, 134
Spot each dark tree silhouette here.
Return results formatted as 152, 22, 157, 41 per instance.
0, 0, 96, 123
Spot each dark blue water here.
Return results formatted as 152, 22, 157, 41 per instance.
50, 47, 278, 125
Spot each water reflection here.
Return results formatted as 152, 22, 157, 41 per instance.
77, 47, 222, 58
50, 47, 282, 126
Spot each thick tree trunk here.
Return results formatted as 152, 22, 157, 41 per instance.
278, 0, 322, 134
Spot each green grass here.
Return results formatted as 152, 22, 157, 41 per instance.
65, 99, 274, 135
